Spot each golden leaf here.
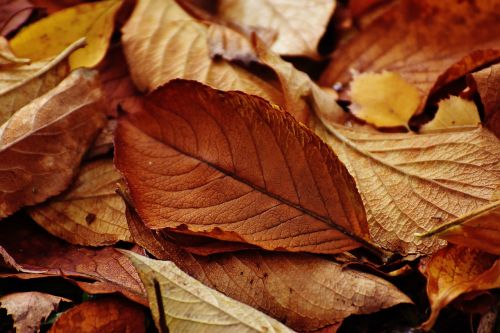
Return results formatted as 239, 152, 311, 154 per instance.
420, 96, 480, 133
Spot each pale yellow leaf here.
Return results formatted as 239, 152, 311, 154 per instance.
421, 96, 480, 133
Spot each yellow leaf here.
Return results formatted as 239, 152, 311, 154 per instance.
349, 71, 421, 128
124, 251, 295, 333
10, 0, 122, 69
420, 96, 480, 132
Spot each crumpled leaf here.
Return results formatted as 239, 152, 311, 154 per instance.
419, 246, 500, 330
29, 159, 130, 246
0, 217, 147, 306
420, 200, 500, 255
125, 251, 295, 333
49, 297, 145, 333
468, 63, 500, 138
0, 0, 33, 36
320, 0, 500, 112
216, 0, 336, 58
314, 117, 500, 255
10, 0, 122, 69
0, 38, 83, 125
0, 291, 70, 333
127, 206, 411, 332
115, 80, 381, 256
0, 68, 106, 218
420, 96, 480, 133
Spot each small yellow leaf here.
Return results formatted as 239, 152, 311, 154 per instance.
10, 0, 122, 69
420, 96, 480, 132
350, 71, 421, 128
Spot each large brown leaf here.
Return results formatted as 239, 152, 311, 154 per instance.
127, 205, 411, 332
320, 0, 500, 110
314, 117, 500, 255
115, 80, 380, 256
0, 68, 106, 218
29, 159, 130, 246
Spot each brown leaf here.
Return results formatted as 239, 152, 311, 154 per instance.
0, 217, 147, 305
215, 0, 336, 58
0, 0, 33, 36
419, 246, 500, 330
468, 63, 500, 138
0, 68, 106, 218
0, 291, 69, 333
115, 79, 380, 256
30, 0, 86, 14
49, 297, 145, 333
320, 0, 500, 111
85, 119, 116, 159
127, 205, 411, 331
29, 159, 130, 246
314, 118, 500, 255
419, 200, 500, 255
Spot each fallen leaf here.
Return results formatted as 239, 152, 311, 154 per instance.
0, 217, 147, 305
0, 291, 69, 333
0, 68, 106, 218
29, 159, 130, 246
125, 251, 295, 333
49, 297, 145, 333
126, 206, 411, 331
215, 0, 336, 58
349, 71, 421, 128
420, 96, 480, 133
419, 246, 500, 330
0, 36, 29, 66
0, 0, 33, 36
468, 63, 500, 138
314, 118, 500, 255
320, 0, 500, 111
86, 119, 116, 159
31, 0, 86, 14
0, 38, 83, 125
10, 0, 122, 69
419, 200, 500, 255
115, 80, 381, 256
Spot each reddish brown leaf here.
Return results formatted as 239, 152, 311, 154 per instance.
0, 69, 106, 218
49, 297, 146, 333
0, 0, 33, 36
30, 0, 85, 14
115, 79, 381, 256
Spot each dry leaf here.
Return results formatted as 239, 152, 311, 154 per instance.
115, 80, 380, 256
49, 297, 145, 333
29, 159, 130, 246
320, 0, 500, 111
86, 119, 116, 159
419, 200, 500, 255
0, 0, 33, 36
0, 38, 83, 125
468, 63, 500, 138
31, 0, 86, 14
125, 251, 295, 333
349, 71, 421, 128
0, 217, 147, 305
0, 68, 106, 218
0, 291, 69, 333
0, 36, 29, 66
420, 96, 480, 133
10, 0, 122, 69
419, 246, 500, 330
314, 118, 500, 255
126, 206, 411, 332
216, 0, 336, 58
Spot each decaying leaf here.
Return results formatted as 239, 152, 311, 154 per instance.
314, 118, 500, 255
0, 38, 83, 125
115, 80, 380, 255
10, 0, 122, 69
0, 69, 105, 218
419, 246, 500, 330
0, 291, 69, 333
0, 0, 33, 36
420, 200, 500, 255
420, 96, 480, 133
29, 159, 130, 246
127, 206, 411, 331
321, 0, 500, 111
125, 251, 295, 333
0, 217, 146, 305
49, 297, 145, 333
216, 0, 336, 58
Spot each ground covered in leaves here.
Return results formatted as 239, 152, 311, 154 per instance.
0, 0, 499, 332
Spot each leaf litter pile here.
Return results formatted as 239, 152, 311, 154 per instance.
0, 0, 499, 332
